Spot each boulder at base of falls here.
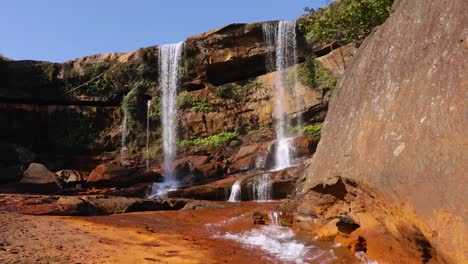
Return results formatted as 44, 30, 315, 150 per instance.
86, 163, 161, 187
19, 163, 61, 194
172, 155, 226, 183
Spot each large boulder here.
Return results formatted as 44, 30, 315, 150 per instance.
87, 163, 161, 187
301, 0, 467, 262
172, 155, 226, 182
20, 163, 61, 193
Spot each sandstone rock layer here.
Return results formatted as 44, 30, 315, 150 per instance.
301, 0, 467, 262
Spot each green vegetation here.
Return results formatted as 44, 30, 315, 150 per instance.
178, 91, 214, 113
290, 123, 323, 137
52, 108, 106, 152
214, 79, 261, 102
179, 55, 197, 81
178, 132, 239, 148
301, 123, 323, 137
201, 38, 209, 48
0, 54, 11, 61
69, 49, 158, 100
45, 64, 57, 82
298, 0, 394, 45
298, 55, 337, 94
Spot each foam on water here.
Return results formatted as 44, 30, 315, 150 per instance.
149, 180, 179, 198
218, 225, 319, 264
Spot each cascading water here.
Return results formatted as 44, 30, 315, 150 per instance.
150, 42, 184, 197
263, 21, 299, 171
228, 180, 242, 202
159, 42, 184, 180
146, 100, 151, 169
120, 109, 128, 161
268, 211, 280, 226
253, 173, 272, 201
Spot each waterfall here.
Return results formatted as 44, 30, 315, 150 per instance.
146, 100, 151, 169
262, 20, 299, 171
120, 109, 128, 160
228, 180, 242, 202
159, 42, 184, 180
268, 211, 280, 226
253, 173, 272, 201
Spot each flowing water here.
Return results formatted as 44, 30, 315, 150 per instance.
228, 179, 242, 202
212, 210, 339, 264
263, 20, 300, 171
146, 100, 151, 169
120, 109, 128, 161
253, 173, 272, 201
150, 42, 184, 197
159, 42, 184, 180
269, 211, 280, 226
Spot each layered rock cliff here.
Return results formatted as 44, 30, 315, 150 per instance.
0, 20, 344, 188
299, 0, 467, 262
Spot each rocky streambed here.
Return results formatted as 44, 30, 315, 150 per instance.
0, 199, 361, 264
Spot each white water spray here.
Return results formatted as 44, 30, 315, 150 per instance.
159, 42, 184, 180
253, 173, 272, 201
149, 42, 184, 198
263, 21, 299, 171
120, 109, 128, 161
146, 100, 151, 169
268, 211, 280, 226
228, 180, 242, 202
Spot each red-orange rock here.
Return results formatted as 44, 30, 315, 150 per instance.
87, 163, 160, 187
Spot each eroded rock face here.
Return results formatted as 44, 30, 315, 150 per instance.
301, 0, 467, 262
295, 177, 449, 263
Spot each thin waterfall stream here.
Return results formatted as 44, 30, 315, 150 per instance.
146, 100, 151, 169
150, 42, 184, 197
263, 20, 299, 171
120, 109, 128, 162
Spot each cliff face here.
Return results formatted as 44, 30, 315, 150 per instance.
0, 22, 307, 104
301, 0, 467, 262
0, 21, 337, 173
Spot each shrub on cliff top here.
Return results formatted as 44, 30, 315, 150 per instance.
299, 0, 394, 45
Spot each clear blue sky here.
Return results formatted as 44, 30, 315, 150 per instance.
0, 0, 326, 62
